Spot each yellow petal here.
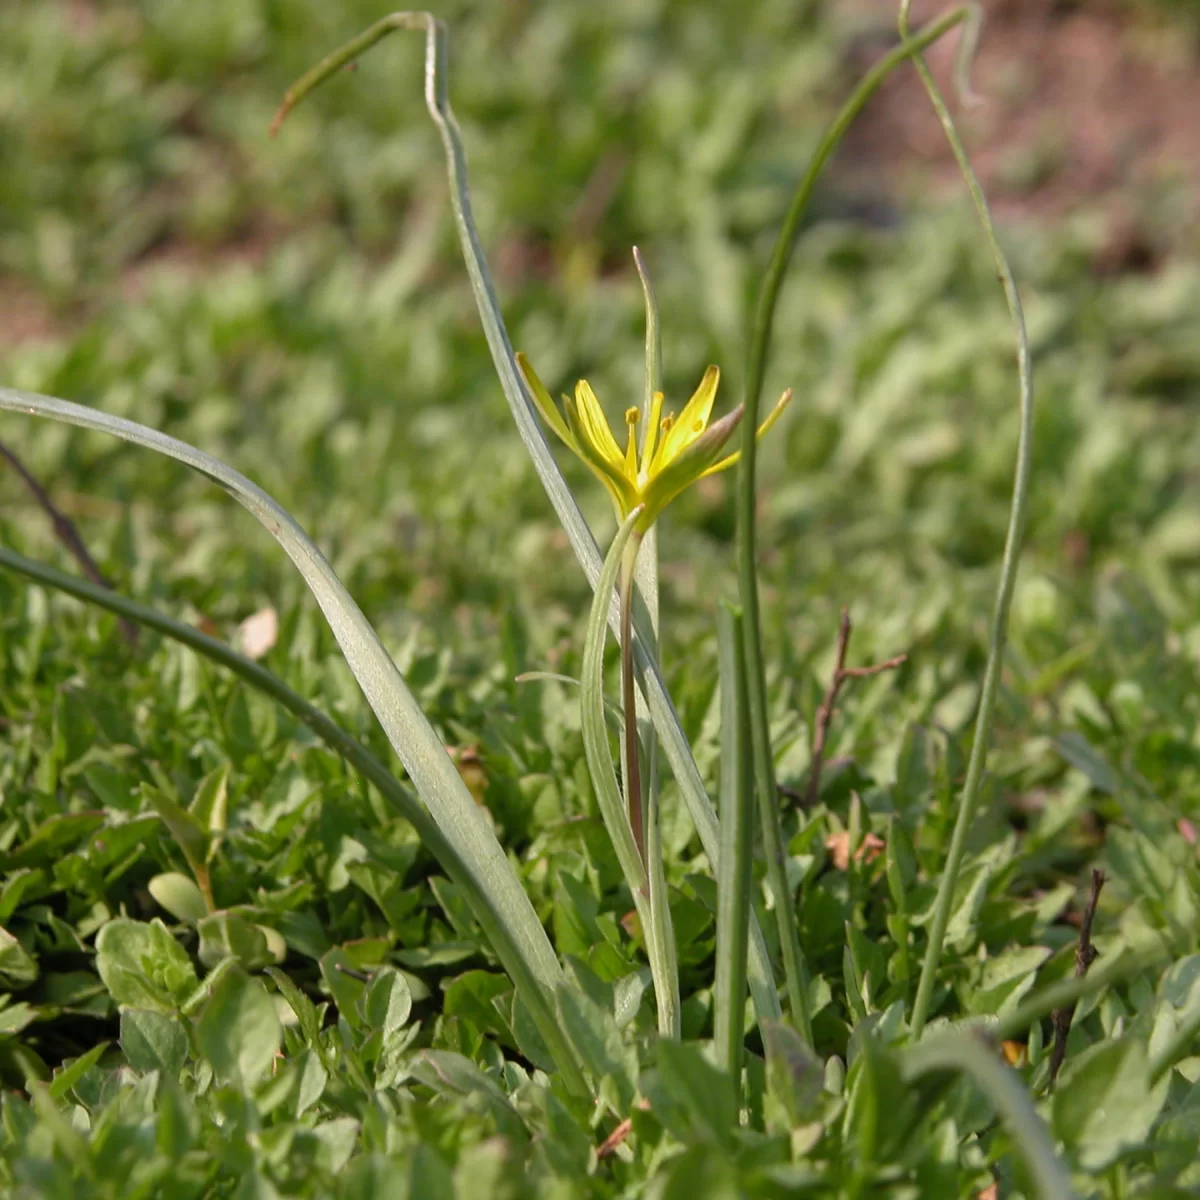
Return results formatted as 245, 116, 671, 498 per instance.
699, 451, 739, 479
516, 352, 574, 449
651, 365, 719, 473
639, 404, 743, 531
755, 386, 793, 441
563, 395, 639, 516
699, 387, 793, 477
573, 380, 626, 473
640, 390, 664, 475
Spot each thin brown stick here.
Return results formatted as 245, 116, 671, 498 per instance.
0, 439, 138, 644
597, 1098, 649, 1159
1048, 868, 1106, 1085
804, 608, 907, 807
597, 1117, 632, 1159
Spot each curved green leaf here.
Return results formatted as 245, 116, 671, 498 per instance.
581, 511, 679, 1035
904, 1033, 1075, 1200
0, 390, 586, 1094
272, 11, 781, 1024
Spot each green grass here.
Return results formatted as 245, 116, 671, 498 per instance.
2, 1, 1200, 1196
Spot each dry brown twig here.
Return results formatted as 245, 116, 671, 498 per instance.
1048, 868, 1106, 1086
803, 608, 907, 808
596, 1098, 650, 1159
596, 1117, 632, 1160
0, 439, 138, 644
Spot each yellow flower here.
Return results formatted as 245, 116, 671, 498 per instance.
516, 354, 791, 533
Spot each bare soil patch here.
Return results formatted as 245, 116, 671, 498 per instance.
843, 0, 1200, 257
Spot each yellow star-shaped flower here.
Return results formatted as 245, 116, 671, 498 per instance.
516, 354, 791, 533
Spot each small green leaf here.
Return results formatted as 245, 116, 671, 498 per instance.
291, 1049, 328, 1116
0, 926, 38, 988
966, 945, 1051, 1017
197, 911, 272, 970
361, 967, 413, 1040
654, 1143, 741, 1200
450, 1136, 525, 1199
763, 1019, 823, 1127
0, 869, 44, 923
508, 992, 557, 1072
314, 1116, 360, 1175
258, 926, 288, 965
95, 918, 199, 1012
344, 1147, 453, 1199
142, 786, 209, 873
443, 970, 511, 1044
266, 966, 324, 1048
148, 873, 209, 924
614, 970, 650, 1029
121, 1009, 188, 1076
195, 968, 282, 1088
1054, 732, 1121, 795
1054, 1036, 1169, 1170
655, 1039, 737, 1149
411, 1048, 501, 1096
320, 948, 368, 1029
885, 818, 917, 910
0, 1000, 38, 1036
945, 861, 992, 949
47, 1042, 108, 1102
844, 1038, 908, 1164
1, 812, 105, 870
556, 984, 636, 1109
189, 764, 230, 860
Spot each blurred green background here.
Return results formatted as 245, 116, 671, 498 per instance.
2, 0, 1200, 933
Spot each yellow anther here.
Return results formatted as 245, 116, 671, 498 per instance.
660, 413, 675, 433
625, 407, 640, 426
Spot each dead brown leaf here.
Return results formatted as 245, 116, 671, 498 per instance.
825, 830, 885, 872
237, 606, 278, 660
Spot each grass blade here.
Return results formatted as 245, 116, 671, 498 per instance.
273, 11, 782, 1024
0, 543, 585, 1089
632, 248, 678, 1037
899, 0, 1035, 1038
734, 3, 975, 1042
713, 602, 754, 1100
581, 509, 678, 1036
903, 1032, 1076, 1199
632, 245, 662, 646
630, 252, 667, 1028
644, 767, 679, 1040
0, 386, 588, 1094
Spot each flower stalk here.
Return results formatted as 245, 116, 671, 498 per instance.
619, 532, 647, 865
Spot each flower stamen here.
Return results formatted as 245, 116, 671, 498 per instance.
624, 407, 640, 476
516, 350, 790, 533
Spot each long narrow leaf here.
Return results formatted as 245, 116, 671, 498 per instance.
713, 603, 754, 1094
581, 510, 678, 1036
0, 385, 588, 1093
272, 12, 782, 1023
899, 0, 1035, 1038
903, 1033, 1075, 1199
0, 544, 586, 1088
644, 775, 679, 1040
734, 5, 974, 1038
